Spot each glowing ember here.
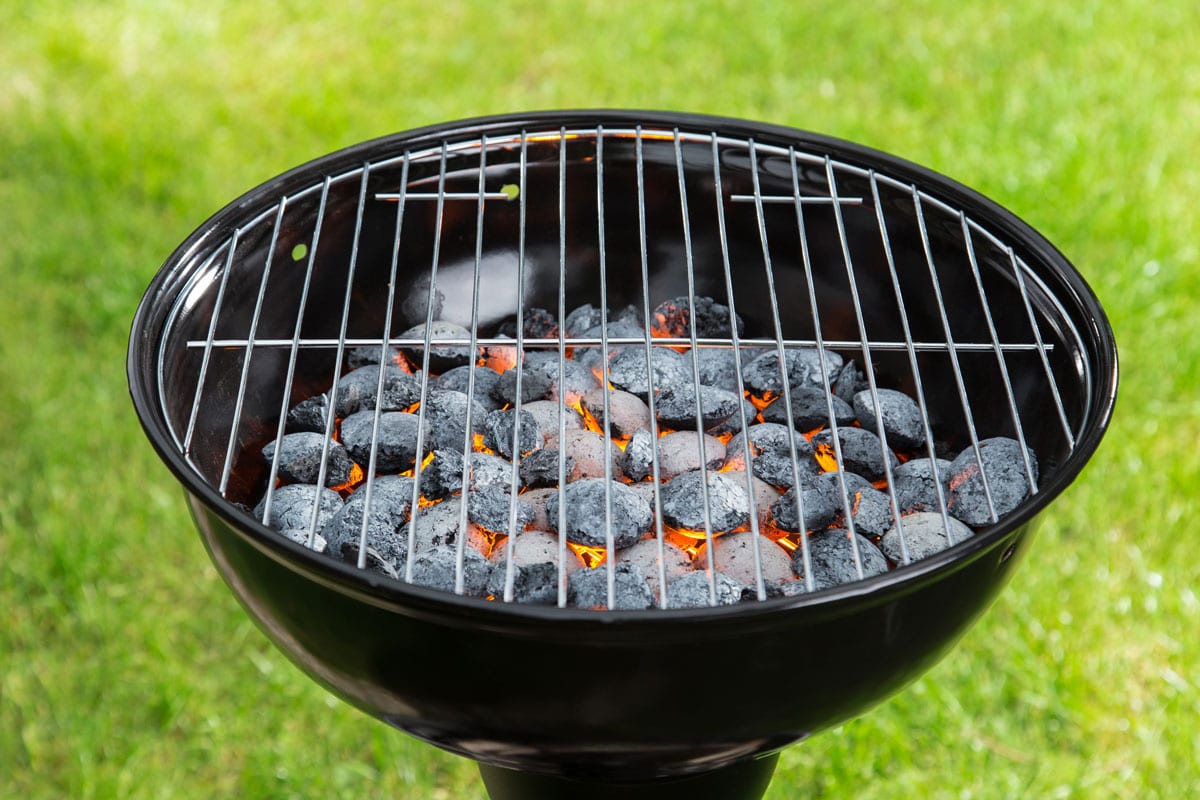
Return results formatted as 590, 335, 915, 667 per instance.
330, 463, 364, 494
814, 442, 839, 472
568, 542, 608, 568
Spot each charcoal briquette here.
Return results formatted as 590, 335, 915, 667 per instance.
741, 348, 844, 397
581, 388, 651, 439
798, 528, 889, 591
946, 437, 1038, 526
811, 426, 898, 482
397, 320, 473, 373
334, 364, 421, 417
434, 365, 503, 412
654, 382, 741, 430
655, 431, 726, 480
831, 360, 866, 405
489, 530, 584, 574
277, 528, 328, 554
482, 408, 543, 459
820, 474, 895, 539
879, 511, 974, 563
320, 475, 414, 570
286, 392, 332, 434
468, 484, 534, 535
495, 307, 558, 339
563, 303, 605, 337
346, 344, 405, 370
573, 320, 648, 370
490, 368, 554, 406
559, 429, 623, 481
254, 483, 343, 533
660, 469, 751, 533
519, 448, 571, 489
761, 386, 855, 432
407, 544, 493, 596
606, 346, 692, 400
615, 538, 693, 599
853, 388, 925, 450
724, 423, 818, 488
518, 488, 558, 532
546, 478, 653, 549
619, 428, 656, 482
409, 497, 491, 555
769, 473, 841, 532
567, 562, 654, 610
718, 469, 783, 528
652, 295, 745, 338
486, 560, 560, 605
262, 432, 355, 487
522, 399, 585, 449
891, 457, 952, 515
399, 274, 444, 325
704, 396, 758, 439
420, 390, 488, 452
698, 532, 795, 586
666, 570, 744, 608
339, 409, 422, 473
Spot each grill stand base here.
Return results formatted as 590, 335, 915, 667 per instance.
478, 753, 779, 800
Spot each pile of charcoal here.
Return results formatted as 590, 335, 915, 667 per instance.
250, 295, 1037, 610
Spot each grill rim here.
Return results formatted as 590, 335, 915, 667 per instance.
129, 108, 1119, 626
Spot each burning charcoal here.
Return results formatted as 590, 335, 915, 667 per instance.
742, 348, 845, 397
519, 448, 571, 489
831, 360, 866, 405
559, 429, 623, 481
334, 364, 421, 417
698, 532, 795, 586
581, 388, 651, 439
522, 400, 585, 449
820, 474, 895, 539
468, 452, 517, 489
435, 365, 503, 412
421, 390, 488, 452
892, 457, 952, 515
615, 539, 693, 599
654, 383, 741, 430
690, 347, 747, 393
320, 475, 414, 569
490, 368, 554, 405
660, 470, 751, 533
606, 346, 692, 400
652, 295, 745, 338
627, 480, 660, 513
399, 273, 444, 325
880, 511, 974, 563
946, 437, 1038, 526
853, 388, 925, 450
811, 426, 898, 482
397, 320, 473, 373
528, 357, 601, 405
567, 562, 654, 610
486, 561, 560, 605
416, 449, 465, 499
254, 483, 343, 533
799, 528, 889, 591
286, 392, 331, 434
718, 469, 783, 528
262, 432, 355, 487
611, 303, 644, 326
769, 473, 841, 532
666, 570, 744, 608
761, 579, 809, 599
407, 544, 493, 596
520, 488, 558, 531
724, 423, 818, 489
619, 428, 656, 482
547, 479, 653, 549
468, 484, 534, 535
346, 344, 405, 370
277, 528, 328, 554
656, 431, 726, 480
574, 320, 649, 371
761, 386, 855, 432
489, 530, 584, 574
339, 410, 422, 473
495, 307, 558, 339
563, 303, 605, 336
483, 408, 543, 459
409, 497, 492, 555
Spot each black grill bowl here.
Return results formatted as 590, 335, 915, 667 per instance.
129, 111, 1117, 799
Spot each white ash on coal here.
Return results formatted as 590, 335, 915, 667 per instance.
434, 365, 504, 412
761, 386, 855, 432
262, 432, 355, 487
409, 497, 491, 555
333, 364, 421, 417
769, 474, 841, 533
486, 561, 560, 605
495, 306, 558, 339
946, 437, 1038, 526
581, 388, 651, 439
489, 530, 584, 574
419, 389, 488, 453
811, 426, 898, 482
820, 473, 895, 539
397, 320, 473, 373
724, 423, 818, 489
546, 478, 653, 549
321, 475, 414, 570
831, 360, 866, 405
653, 431, 726, 479
704, 396, 758, 438
482, 408, 543, 460
346, 344, 405, 370
696, 532, 794, 586
277, 527, 328, 554
490, 367, 555, 406
800, 528, 889, 590
562, 303, 605, 337
659, 469, 751, 533
891, 457, 952, 515
880, 512, 975, 563
408, 544, 492, 596
256, 483, 343, 533
606, 346, 692, 400
615, 539, 693, 598
340, 410, 423, 473
619, 428, 657, 482
567, 562, 654, 610
853, 388, 925, 450
654, 383, 741, 430
557, 429, 623, 481
741, 348, 844, 397
468, 485, 535, 535
286, 392, 331, 434
522, 400, 585, 449
666, 570, 744, 608
519, 449, 572, 489
652, 295, 745, 339
718, 469, 784, 528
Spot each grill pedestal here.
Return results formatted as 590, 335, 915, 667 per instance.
478, 753, 779, 800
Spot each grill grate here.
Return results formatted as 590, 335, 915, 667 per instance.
159, 124, 1084, 610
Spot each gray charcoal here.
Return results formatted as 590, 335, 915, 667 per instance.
705, 396, 758, 438
701, 532, 795, 586
469, 452, 519, 490
819, 474, 895, 539
483, 408, 543, 459
529, 357, 601, 404
654, 383, 741, 430
660, 470, 751, 533
339, 410, 422, 473
416, 449, 465, 499
615, 539, 693, 599
346, 344, 404, 370
611, 303, 645, 327
607, 346, 692, 400
719, 469, 783, 528
811, 426, 898, 482
853, 388, 925, 450
691, 347, 741, 393
407, 544, 493, 596
409, 497, 491, 555
321, 475, 414, 569
262, 432, 355, 487
666, 570, 744, 608
892, 457, 952, 515
563, 303, 605, 337
651, 295, 745, 338
286, 393, 331, 434
947, 437, 1038, 526
334, 364, 421, 417
277, 528, 328, 554
486, 561, 560, 605
435, 365, 504, 412
547, 479, 652, 549
574, 320, 649, 371
397, 320, 473, 373
831, 360, 866, 405
761, 579, 809, 599
490, 368, 554, 405
523, 400, 585, 448
626, 480, 661, 514
567, 563, 654, 610
619, 428, 656, 482
515, 489, 558, 534
490, 530, 584, 574
799, 528, 889, 590
655, 431, 726, 479
769, 473, 841, 532
399, 274, 444, 325
421, 390, 488, 452
581, 388, 651, 439
468, 484, 534, 534
254, 483, 343, 533
761, 386, 856, 432
559, 429, 622, 481
724, 423, 818, 489
741, 348, 844, 397
880, 511, 974, 563
496, 307, 558, 339
519, 448, 572, 489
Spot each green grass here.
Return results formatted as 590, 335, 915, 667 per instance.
2, 1, 1196, 797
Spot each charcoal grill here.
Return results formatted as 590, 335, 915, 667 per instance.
128, 110, 1117, 799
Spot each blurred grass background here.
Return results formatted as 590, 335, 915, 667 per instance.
1, 1, 1196, 797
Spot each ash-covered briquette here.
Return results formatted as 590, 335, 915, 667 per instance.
286, 392, 331, 434
891, 457, 952, 515
689, 347, 742, 393
769, 472, 841, 533
407, 544, 493, 597
819, 473, 895, 539
518, 488, 558, 532
418, 449, 518, 499
581, 388, 651, 439
546, 478, 653, 549
831, 360, 866, 405
652, 295, 746, 338
724, 423, 818, 489
719, 469, 783, 528
946, 437, 1038, 526
563, 303, 605, 337
654, 383, 741, 430
434, 366, 503, 412
346, 344, 405, 370
522, 400, 585, 448
333, 364, 421, 418
409, 497, 491, 556
654, 431, 726, 480
567, 562, 655, 610
519, 448, 572, 489
853, 388, 925, 450
615, 539, 694, 598
339, 410, 422, 473
699, 532, 795, 586
558, 429, 623, 481
254, 483, 344, 533
659, 470, 751, 533
573, 320, 647, 371
606, 346, 692, 400
799, 528, 889, 591
396, 320, 473, 373
761, 386, 855, 432
741, 348, 845, 397
879, 512, 974, 563
619, 428, 656, 482
490, 368, 554, 406
482, 408, 543, 459
511, 353, 601, 404
704, 396, 758, 438
495, 306, 558, 339
811, 426, 898, 482
489, 530, 584, 574
666, 570, 744, 608
399, 273, 444, 326
467, 484, 534, 535
486, 560, 560, 605
321, 475, 415, 570
262, 432, 355, 487
761, 579, 809, 598
420, 389, 488, 452
277, 527, 328, 554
